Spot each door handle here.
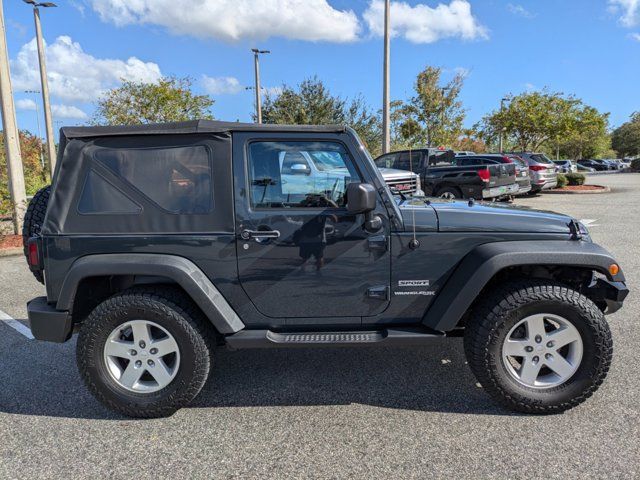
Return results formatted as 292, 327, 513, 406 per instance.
240, 229, 281, 240
368, 235, 388, 252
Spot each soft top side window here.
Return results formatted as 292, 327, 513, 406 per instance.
248, 141, 361, 209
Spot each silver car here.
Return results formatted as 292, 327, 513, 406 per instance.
513, 153, 558, 193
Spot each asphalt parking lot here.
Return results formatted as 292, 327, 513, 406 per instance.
1, 174, 638, 479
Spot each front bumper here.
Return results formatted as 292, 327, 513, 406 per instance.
587, 278, 630, 315
27, 297, 73, 343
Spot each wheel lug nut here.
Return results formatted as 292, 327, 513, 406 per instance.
545, 353, 553, 360
139, 341, 146, 349
135, 360, 142, 368
150, 348, 158, 355
532, 356, 539, 363
130, 350, 137, 356
535, 335, 542, 344
547, 341, 554, 348
147, 360, 155, 367
525, 346, 534, 353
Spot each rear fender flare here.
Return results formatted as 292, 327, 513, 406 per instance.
422, 240, 625, 332
57, 254, 244, 334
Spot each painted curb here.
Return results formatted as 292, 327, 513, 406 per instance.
0, 247, 22, 257
543, 186, 611, 195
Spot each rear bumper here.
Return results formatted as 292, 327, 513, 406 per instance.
482, 183, 519, 199
27, 296, 73, 343
587, 278, 630, 315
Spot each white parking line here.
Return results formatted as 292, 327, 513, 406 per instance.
0, 309, 34, 339
580, 219, 600, 227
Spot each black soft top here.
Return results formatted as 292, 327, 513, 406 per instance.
61, 120, 346, 139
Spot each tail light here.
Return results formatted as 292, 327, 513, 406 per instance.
27, 238, 41, 270
477, 168, 491, 183
529, 165, 546, 171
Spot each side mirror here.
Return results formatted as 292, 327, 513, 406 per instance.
289, 163, 310, 175
347, 182, 377, 214
347, 183, 382, 232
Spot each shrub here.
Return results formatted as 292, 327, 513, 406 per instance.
556, 173, 568, 188
631, 159, 640, 172
565, 172, 586, 186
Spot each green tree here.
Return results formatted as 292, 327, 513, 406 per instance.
481, 90, 580, 152
556, 106, 610, 159
393, 66, 466, 148
93, 77, 214, 125
612, 112, 640, 158
1, 131, 49, 217
262, 77, 382, 155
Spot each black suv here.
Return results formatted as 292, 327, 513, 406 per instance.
24, 121, 628, 418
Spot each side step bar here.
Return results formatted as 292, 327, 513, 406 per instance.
225, 327, 445, 349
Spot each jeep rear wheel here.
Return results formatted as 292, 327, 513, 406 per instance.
77, 287, 214, 418
464, 281, 612, 414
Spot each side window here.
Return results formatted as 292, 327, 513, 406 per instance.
429, 151, 455, 167
248, 141, 361, 209
78, 170, 141, 215
96, 146, 213, 214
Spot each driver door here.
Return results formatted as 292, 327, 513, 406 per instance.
233, 134, 391, 325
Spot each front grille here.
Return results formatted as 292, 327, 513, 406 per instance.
385, 176, 418, 194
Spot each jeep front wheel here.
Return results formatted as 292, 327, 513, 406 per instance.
464, 281, 612, 414
77, 287, 214, 418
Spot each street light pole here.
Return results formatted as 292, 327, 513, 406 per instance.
499, 97, 511, 153
23, 0, 57, 175
382, 0, 391, 154
0, 0, 27, 233
251, 49, 270, 124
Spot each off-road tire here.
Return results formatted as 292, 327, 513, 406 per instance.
436, 186, 462, 199
464, 280, 612, 414
21, 185, 50, 284
77, 286, 215, 418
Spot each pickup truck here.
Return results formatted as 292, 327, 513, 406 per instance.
374, 148, 518, 200
22, 120, 628, 418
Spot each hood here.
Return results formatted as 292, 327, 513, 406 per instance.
398, 198, 575, 234
379, 167, 417, 179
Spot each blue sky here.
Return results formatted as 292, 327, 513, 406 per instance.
2, 0, 639, 139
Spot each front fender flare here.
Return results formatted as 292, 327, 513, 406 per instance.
57, 253, 245, 334
422, 240, 625, 332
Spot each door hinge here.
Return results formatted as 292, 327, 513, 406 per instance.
368, 235, 388, 252
367, 285, 390, 301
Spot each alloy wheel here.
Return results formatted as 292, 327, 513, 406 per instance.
501, 314, 583, 389
103, 320, 181, 393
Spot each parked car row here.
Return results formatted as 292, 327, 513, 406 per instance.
374, 149, 563, 200
374, 149, 519, 201
577, 159, 626, 171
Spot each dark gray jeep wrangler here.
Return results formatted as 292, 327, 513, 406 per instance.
24, 120, 629, 418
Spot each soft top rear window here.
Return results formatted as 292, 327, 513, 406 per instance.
95, 145, 213, 214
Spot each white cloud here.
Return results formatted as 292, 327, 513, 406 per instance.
363, 0, 488, 43
507, 3, 536, 19
524, 82, 537, 91
609, 0, 640, 27
11, 36, 162, 103
630, 32, 640, 40
52, 104, 89, 120
202, 76, 244, 95
16, 98, 37, 111
89, 0, 360, 43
